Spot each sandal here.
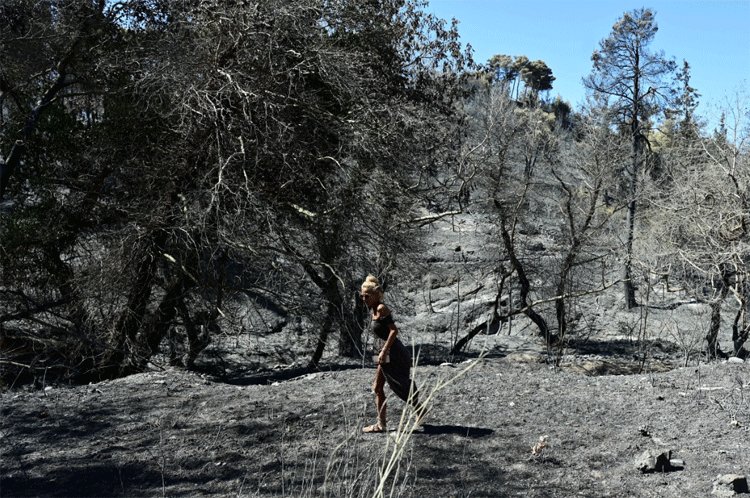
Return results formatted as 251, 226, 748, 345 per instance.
363, 422, 387, 433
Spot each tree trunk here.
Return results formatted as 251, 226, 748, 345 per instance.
706, 269, 730, 359
498, 207, 553, 344
341, 288, 365, 358
138, 275, 192, 369
623, 110, 640, 309
555, 245, 581, 339
174, 302, 214, 369
623, 197, 638, 309
184, 321, 213, 369
731, 303, 749, 357
307, 260, 342, 369
102, 230, 166, 377
555, 273, 568, 339
309, 298, 335, 370
452, 273, 510, 354
707, 300, 726, 359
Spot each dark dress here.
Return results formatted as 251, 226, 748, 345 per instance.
372, 314, 417, 402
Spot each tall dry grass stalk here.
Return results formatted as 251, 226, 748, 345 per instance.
370, 350, 484, 498
251, 348, 485, 498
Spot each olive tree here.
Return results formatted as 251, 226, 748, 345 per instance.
451, 76, 628, 355
0, 0, 474, 381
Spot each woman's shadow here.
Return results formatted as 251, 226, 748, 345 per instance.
417, 424, 493, 438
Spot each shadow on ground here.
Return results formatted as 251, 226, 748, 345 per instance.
0, 462, 162, 497
418, 424, 494, 438
566, 337, 680, 357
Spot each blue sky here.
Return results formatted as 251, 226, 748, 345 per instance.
426, 0, 749, 129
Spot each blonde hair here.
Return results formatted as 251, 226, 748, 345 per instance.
361, 274, 384, 300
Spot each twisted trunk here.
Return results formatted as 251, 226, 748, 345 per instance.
497, 205, 552, 344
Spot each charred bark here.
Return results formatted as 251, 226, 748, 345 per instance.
497, 204, 553, 344
308, 265, 342, 370
705, 268, 730, 359
101, 229, 167, 377
451, 273, 510, 354
731, 307, 749, 358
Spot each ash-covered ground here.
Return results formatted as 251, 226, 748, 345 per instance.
3, 213, 750, 497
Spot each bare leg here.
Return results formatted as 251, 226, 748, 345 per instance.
374, 366, 387, 428
364, 367, 387, 433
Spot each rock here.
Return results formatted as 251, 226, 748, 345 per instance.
528, 241, 545, 252
634, 449, 672, 473
422, 273, 442, 290
712, 474, 749, 496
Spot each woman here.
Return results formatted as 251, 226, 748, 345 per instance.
361, 275, 427, 433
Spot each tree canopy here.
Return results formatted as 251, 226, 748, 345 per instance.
487, 54, 554, 100
0, 0, 474, 381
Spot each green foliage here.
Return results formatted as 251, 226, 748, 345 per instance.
585, 7, 676, 125
488, 54, 517, 85
486, 54, 554, 101
549, 95, 573, 129
666, 60, 702, 141
520, 60, 555, 93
